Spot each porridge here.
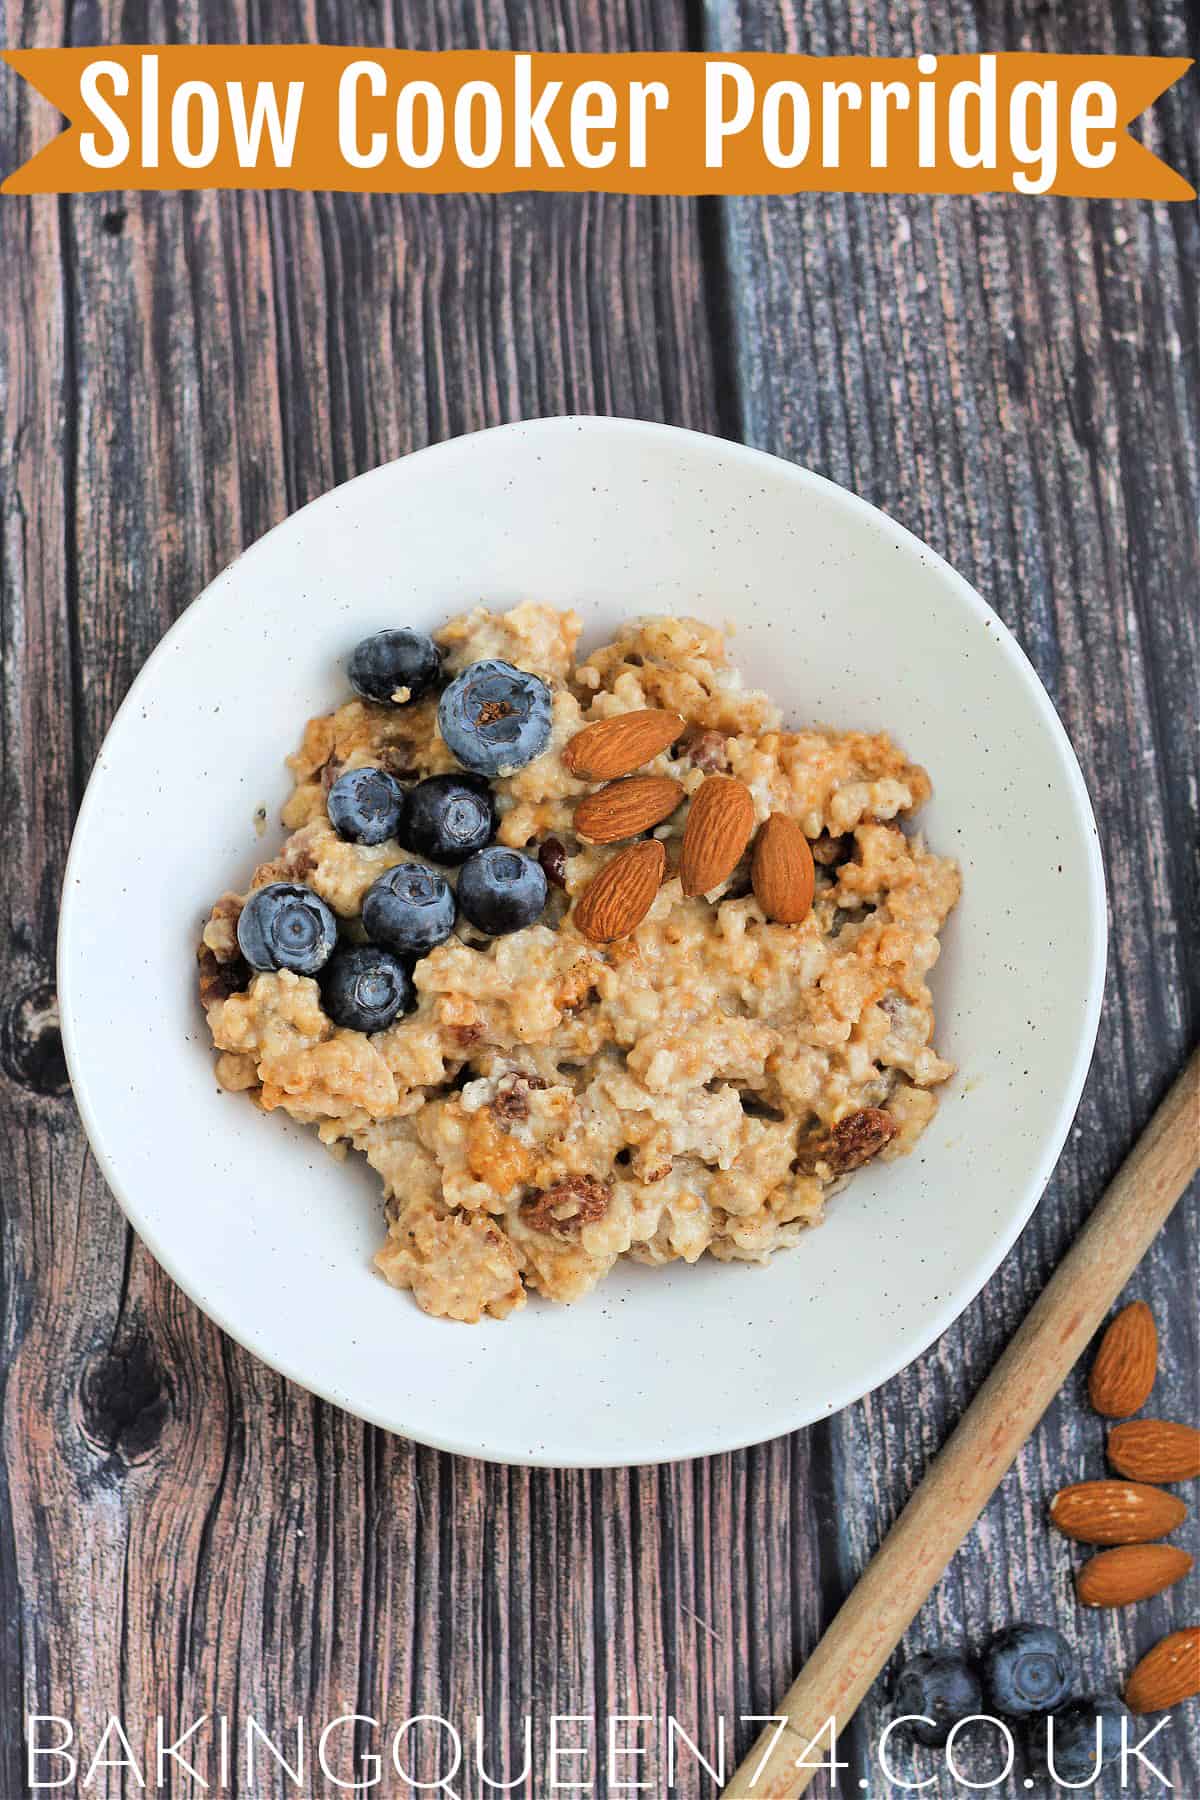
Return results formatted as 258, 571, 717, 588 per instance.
198, 604, 960, 1322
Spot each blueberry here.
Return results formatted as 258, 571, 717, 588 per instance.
321, 945, 415, 1033
327, 766, 407, 846
236, 883, 337, 975
983, 1625, 1075, 1718
361, 862, 456, 957
349, 629, 441, 707
402, 774, 497, 865
892, 1651, 982, 1747
1034, 1696, 1128, 1784
457, 846, 548, 935
437, 659, 552, 776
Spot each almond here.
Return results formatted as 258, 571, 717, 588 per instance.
1049, 1479, 1186, 1545
1108, 1419, 1200, 1484
1124, 1627, 1200, 1714
1076, 1544, 1194, 1608
679, 775, 756, 897
1088, 1300, 1158, 1417
573, 839, 666, 943
574, 775, 684, 845
751, 812, 816, 924
563, 710, 686, 781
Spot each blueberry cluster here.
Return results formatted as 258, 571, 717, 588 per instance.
234, 629, 554, 1033
892, 1627, 1128, 1783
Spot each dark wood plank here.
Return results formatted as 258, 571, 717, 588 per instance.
2, 4, 1196, 1798
704, 0, 1200, 1791
0, 3, 742, 1797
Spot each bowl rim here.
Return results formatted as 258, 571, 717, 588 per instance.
57, 415, 1108, 1466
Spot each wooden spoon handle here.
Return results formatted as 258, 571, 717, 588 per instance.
723, 1048, 1200, 1799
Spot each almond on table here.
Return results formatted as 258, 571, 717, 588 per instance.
1088, 1300, 1158, 1416
1076, 1544, 1193, 1608
1107, 1419, 1200, 1484
1124, 1627, 1200, 1714
1049, 1478, 1186, 1545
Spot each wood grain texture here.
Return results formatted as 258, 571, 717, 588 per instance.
704, 0, 1200, 1791
0, 3, 1196, 1799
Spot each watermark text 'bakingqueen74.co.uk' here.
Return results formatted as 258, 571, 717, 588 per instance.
25, 1706, 1185, 1792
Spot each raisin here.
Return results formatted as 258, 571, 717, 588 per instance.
678, 726, 728, 773
521, 1175, 611, 1235
538, 837, 568, 889
799, 1107, 897, 1175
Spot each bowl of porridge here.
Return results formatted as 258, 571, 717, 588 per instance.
58, 418, 1106, 1466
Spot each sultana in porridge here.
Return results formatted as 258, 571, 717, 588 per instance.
198, 604, 960, 1322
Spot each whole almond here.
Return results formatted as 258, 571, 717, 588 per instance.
563, 710, 686, 781
574, 775, 684, 845
1049, 1479, 1186, 1545
573, 840, 666, 943
1108, 1419, 1200, 1484
679, 776, 756, 897
1088, 1300, 1158, 1417
1076, 1544, 1194, 1608
1124, 1627, 1200, 1713
751, 813, 816, 924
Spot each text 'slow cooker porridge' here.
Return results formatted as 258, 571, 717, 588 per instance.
199, 605, 960, 1322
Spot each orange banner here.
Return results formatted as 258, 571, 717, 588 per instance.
2, 47, 1193, 200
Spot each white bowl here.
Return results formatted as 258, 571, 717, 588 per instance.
58, 418, 1106, 1467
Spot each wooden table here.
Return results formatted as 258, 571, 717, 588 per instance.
1, 4, 1196, 1795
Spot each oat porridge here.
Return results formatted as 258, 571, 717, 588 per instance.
198, 604, 961, 1322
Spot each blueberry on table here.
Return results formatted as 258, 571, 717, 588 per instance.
236, 883, 337, 975
457, 846, 548, 935
327, 766, 407, 846
348, 629, 441, 706
891, 1650, 982, 1747
437, 659, 552, 776
361, 861, 456, 957
402, 774, 497, 864
321, 945, 415, 1033
983, 1625, 1075, 1718
1033, 1696, 1128, 1784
